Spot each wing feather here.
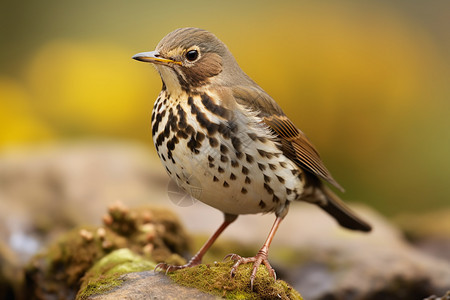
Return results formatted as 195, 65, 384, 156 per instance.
232, 85, 344, 191
264, 115, 344, 191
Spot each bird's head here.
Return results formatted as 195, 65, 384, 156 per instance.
133, 27, 250, 95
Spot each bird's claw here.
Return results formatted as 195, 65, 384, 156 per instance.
223, 253, 240, 262
154, 256, 202, 275
224, 252, 277, 290
154, 262, 181, 275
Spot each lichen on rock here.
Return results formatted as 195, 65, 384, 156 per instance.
76, 248, 156, 299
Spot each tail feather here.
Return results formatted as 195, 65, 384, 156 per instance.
318, 186, 372, 232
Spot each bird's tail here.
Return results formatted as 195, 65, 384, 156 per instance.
317, 185, 372, 232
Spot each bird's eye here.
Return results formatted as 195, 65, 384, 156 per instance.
185, 50, 199, 61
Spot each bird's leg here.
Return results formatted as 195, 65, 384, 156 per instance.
156, 213, 237, 273
225, 216, 283, 290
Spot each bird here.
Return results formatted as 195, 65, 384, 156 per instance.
133, 27, 371, 288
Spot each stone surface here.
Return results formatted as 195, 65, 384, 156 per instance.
86, 272, 219, 300
77, 249, 157, 299
85, 261, 303, 300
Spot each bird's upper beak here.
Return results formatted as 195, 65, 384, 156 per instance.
132, 51, 181, 65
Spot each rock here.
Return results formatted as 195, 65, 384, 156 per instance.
85, 271, 219, 300
77, 249, 156, 299
83, 261, 302, 300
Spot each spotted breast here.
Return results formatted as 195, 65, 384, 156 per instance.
152, 88, 303, 217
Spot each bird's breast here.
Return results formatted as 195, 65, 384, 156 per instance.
151, 90, 304, 216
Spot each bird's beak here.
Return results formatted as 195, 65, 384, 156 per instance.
132, 51, 182, 65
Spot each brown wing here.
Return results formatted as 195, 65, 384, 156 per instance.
232, 85, 344, 192
264, 115, 344, 191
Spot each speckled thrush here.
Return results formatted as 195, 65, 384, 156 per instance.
133, 27, 371, 288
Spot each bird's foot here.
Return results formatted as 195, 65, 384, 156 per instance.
155, 255, 202, 275
224, 251, 276, 290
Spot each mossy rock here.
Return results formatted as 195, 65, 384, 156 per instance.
168, 261, 303, 300
25, 204, 189, 299
77, 249, 156, 299
25, 225, 123, 299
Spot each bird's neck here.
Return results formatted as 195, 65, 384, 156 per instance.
158, 67, 185, 99
158, 68, 215, 100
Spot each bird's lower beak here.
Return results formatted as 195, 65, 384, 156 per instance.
132, 51, 181, 65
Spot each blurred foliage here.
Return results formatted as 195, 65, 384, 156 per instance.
0, 0, 449, 215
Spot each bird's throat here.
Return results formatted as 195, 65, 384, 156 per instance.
157, 66, 184, 98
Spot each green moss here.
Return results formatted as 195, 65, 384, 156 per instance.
168, 261, 303, 300
76, 249, 156, 299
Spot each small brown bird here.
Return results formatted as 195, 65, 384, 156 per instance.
133, 27, 371, 288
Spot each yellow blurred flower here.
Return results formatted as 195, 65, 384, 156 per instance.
0, 78, 54, 146
26, 40, 160, 137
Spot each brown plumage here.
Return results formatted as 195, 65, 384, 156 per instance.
133, 27, 371, 289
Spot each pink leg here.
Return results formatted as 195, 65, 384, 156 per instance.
156, 214, 237, 273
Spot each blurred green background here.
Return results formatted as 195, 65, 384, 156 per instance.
0, 0, 449, 216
